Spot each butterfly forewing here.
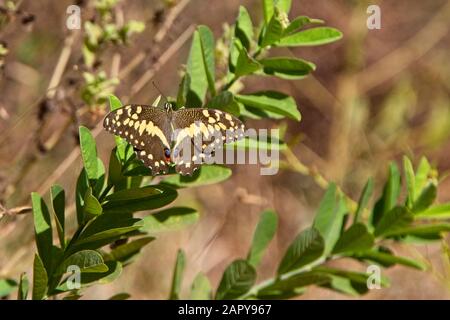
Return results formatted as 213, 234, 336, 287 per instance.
103, 104, 172, 175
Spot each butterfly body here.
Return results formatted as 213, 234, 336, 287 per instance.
103, 103, 245, 176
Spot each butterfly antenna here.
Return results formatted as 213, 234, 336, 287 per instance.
152, 81, 169, 105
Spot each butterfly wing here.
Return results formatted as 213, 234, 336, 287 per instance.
171, 108, 245, 175
103, 104, 172, 175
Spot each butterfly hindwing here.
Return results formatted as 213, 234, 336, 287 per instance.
103, 104, 171, 175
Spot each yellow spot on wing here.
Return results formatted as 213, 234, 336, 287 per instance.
138, 120, 146, 136
202, 110, 210, 117
145, 121, 170, 147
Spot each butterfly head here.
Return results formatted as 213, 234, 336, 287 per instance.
163, 102, 173, 113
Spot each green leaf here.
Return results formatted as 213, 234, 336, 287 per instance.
235, 6, 253, 50
353, 250, 427, 271
79, 126, 99, 181
83, 187, 103, 217
109, 292, 131, 300
228, 37, 243, 73
377, 223, 450, 238
354, 178, 374, 224
206, 91, 240, 115
50, 185, 65, 248
32, 254, 48, 300
315, 266, 390, 289
403, 156, 416, 208
198, 25, 216, 96
415, 203, 450, 220
108, 94, 123, 111
415, 157, 431, 200
412, 182, 437, 213
235, 47, 262, 77
75, 215, 143, 246
115, 137, 134, 164
247, 210, 278, 267
259, 57, 315, 79
320, 275, 364, 296
216, 260, 256, 300
161, 165, 232, 188
256, 271, 330, 299
190, 273, 212, 300
312, 183, 346, 255
284, 16, 324, 35
186, 27, 212, 106
262, 0, 275, 23
142, 207, 199, 233
277, 228, 325, 275
277, 27, 343, 47
17, 273, 29, 300
93, 157, 106, 197
374, 206, 414, 237
277, 0, 292, 14
0, 279, 17, 298
235, 91, 301, 121
370, 163, 401, 228
261, 11, 284, 47
76, 168, 89, 225
177, 73, 191, 108
227, 135, 287, 151
59, 250, 109, 274
332, 223, 374, 254
108, 148, 123, 187
238, 102, 285, 120
32, 193, 53, 273
57, 261, 121, 291
107, 237, 155, 262
102, 185, 178, 213
169, 249, 186, 300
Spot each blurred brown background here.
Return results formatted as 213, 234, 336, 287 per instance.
0, 0, 450, 299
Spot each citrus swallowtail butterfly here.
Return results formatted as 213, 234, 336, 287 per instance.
103, 102, 245, 176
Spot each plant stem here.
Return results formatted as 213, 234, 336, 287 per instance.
238, 256, 330, 299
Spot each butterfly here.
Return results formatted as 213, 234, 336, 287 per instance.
103, 102, 245, 176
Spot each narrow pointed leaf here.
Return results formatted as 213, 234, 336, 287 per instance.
247, 210, 278, 267
32, 254, 48, 300
354, 178, 374, 224
169, 249, 186, 300
50, 185, 65, 248
142, 207, 199, 233
32, 193, 53, 273
79, 126, 99, 181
